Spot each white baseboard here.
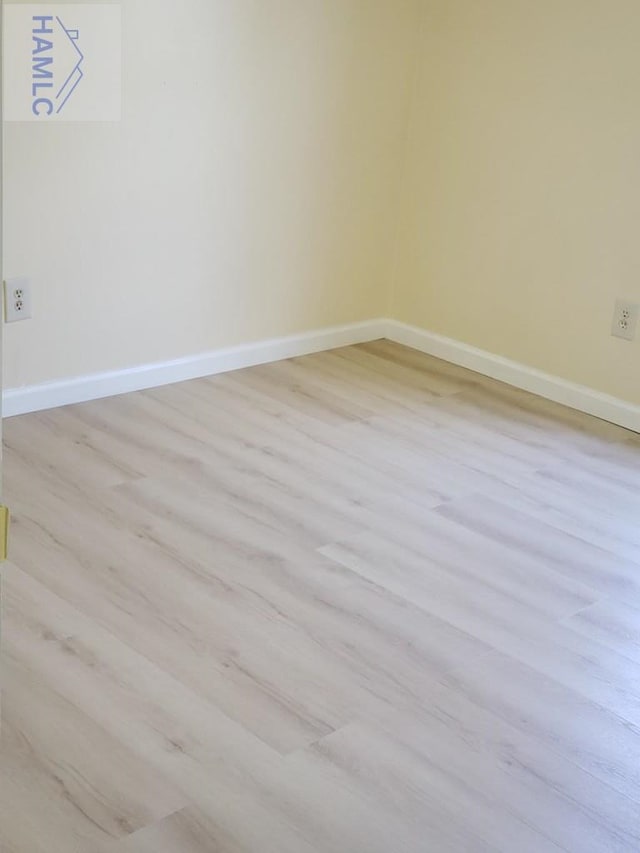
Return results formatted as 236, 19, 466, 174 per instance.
385, 319, 640, 434
3, 316, 638, 433
2, 319, 388, 418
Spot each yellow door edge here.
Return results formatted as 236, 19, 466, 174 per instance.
0, 506, 10, 562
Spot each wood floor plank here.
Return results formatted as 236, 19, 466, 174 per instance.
5, 409, 142, 489
2, 562, 284, 790
466, 473, 640, 563
0, 650, 185, 852
7, 506, 358, 753
368, 683, 640, 853
435, 494, 640, 599
340, 412, 541, 485
298, 721, 564, 852
439, 650, 640, 803
431, 384, 633, 457
320, 508, 599, 627
224, 360, 376, 426
357, 340, 496, 393
109, 808, 246, 853
535, 464, 640, 521
331, 342, 470, 397
2, 340, 639, 852
564, 599, 640, 665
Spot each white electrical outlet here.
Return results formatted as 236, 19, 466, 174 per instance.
4, 277, 33, 323
611, 299, 639, 341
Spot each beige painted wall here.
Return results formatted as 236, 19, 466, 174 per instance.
4, 0, 420, 388
394, 0, 640, 405
6, 0, 639, 408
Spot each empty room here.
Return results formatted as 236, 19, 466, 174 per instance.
1, 1, 639, 851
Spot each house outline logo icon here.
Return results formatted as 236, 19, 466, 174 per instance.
54, 17, 85, 113
5, 4, 122, 123
32, 14, 85, 117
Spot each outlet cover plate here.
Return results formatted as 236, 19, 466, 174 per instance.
611, 299, 639, 342
4, 277, 32, 323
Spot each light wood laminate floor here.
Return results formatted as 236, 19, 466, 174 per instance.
1, 340, 640, 852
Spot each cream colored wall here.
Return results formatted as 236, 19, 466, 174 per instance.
393, 0, 640, 405
4, 0, 420, 388
7, 0, 639, 407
